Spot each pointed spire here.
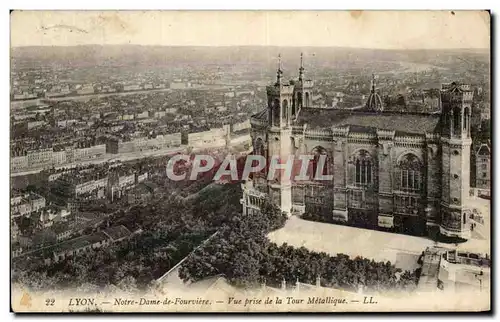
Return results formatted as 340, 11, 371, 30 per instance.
371, 73, 376, 94
276, 54, 283, 85
299, 52, 304, 81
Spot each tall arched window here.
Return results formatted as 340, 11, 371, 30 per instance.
305, 92, 310, 107
311, 146, 328, 180
354, 150, 372, 186
297, 92, 303, 110
453, 106, 461, 134
464, 107, 469, 131
254, 138, 264, 156
355, 159, 361, 183
252, 138, 265, 176
443, 113, 449, 129
273, 99, 280, 126
282, 99, 288, 121
398, 153, 422, 191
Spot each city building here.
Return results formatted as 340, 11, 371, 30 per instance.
54, 173, 109, 201
242, 55, 474, 240
10, 155, 28, 173
186, 126, 230, 149
109, 172, 136, 200
51, 232, 111, 263
10, 192, 46, 218
106, 133, 182, 154
35, 206, 71, 228
438, 249, 490, 292
475, 143, 491, 189
126, 182, 156, 205
74, 144, 106, 161
102, 225, 132, 242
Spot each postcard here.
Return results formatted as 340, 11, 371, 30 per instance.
10, 10, 491, 313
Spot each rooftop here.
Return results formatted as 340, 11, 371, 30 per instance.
296, 108, 441, 135
52, 232, 108, 254
476, 143, 491, 156
102, 225, 132, 241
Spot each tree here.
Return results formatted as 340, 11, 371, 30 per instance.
396, 94, 406, 107
116, 276, 138, 293
16, 216, 34, 235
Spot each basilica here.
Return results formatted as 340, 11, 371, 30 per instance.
241, 55, 473, 240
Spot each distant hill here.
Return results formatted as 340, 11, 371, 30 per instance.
10, 45, 489, 69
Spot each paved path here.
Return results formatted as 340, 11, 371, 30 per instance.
268, 216, 434, 266
268, 216, 490, 268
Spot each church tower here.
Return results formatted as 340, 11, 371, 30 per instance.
293, 53, 314, 114
266, 54, 294, 215
439, 82, 473, 240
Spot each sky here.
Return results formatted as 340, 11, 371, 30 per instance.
10, 10, 490, 49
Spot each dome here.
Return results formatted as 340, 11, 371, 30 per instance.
365, 92, 384, 112
365, 74, 384, 112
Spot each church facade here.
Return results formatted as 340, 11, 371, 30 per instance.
241, 55, 473, 240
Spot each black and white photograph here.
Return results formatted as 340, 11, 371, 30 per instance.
9, 10, 491, 312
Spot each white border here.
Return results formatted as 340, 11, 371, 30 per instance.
2, 1, 498, 321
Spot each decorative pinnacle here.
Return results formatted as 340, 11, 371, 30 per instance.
299, 52, 304, 81
276, 54, 283, 85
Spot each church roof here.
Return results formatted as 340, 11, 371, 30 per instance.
442, 82, 473, 93
253, 109, 268, 121
296, 108, 441, 135
476, 143, 491, 156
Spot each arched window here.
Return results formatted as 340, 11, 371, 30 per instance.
443, 113, 449, 129
354, 150, 372, 186
273, 99, 280, 126
305, 92, 310, 107
254, 138, 264, 156
355, 159, 361, 183
464, 107, 469, 131
367, 161, 372, 183
399, 153, 422, 191
453, 107, 461, 134
297, 92, 303, 109
252, 138, 265, 176
311, 146, 328, 180
282, 99, 288, 120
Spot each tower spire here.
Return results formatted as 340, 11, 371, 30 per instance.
276, 54, 283, 85
371, 73, 376, 94
299, 52, 304, 81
